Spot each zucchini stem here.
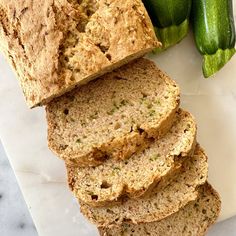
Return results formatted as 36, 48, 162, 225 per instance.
154, 19, 189, 53
203, 48, 236, 78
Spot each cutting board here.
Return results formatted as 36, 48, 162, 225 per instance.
0, 8, 236, 235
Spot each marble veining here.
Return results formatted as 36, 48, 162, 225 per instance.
0, 142, 37, 236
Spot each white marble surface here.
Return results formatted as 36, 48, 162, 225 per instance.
0, 4, 236, 235
0, 141, 37, 236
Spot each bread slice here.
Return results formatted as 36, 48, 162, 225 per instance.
80, 144, 207, 226
99, 183, 221, 236
46, 58, 180, 166
67, 109, 196, 206
0, 0, 159, 108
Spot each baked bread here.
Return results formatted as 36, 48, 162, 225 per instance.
67, 109, 196, 206
46, 58, 180, 166
80, 144, 208, 226
0, 0, 159, 108
99, 183, 221, 236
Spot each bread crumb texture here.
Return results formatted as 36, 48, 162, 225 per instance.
0, 0, 159, 107
67, 109, 196, 206
80, 144, 207, 226
99, 183, 221, 236
46, 58, 180, 166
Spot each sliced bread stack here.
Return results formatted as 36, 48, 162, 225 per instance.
46, 58, 221, 235
99, 183, 221, 236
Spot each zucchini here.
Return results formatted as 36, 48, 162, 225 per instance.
192, 0, 236, 78
143, 0, 192, 51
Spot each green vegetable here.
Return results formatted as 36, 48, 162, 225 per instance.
76, 138, 81, 144
149, 109, 156, 116
113, 167, 121, 171
192, 0, 236, 77
143, 0, 192, 51
149, 154, 160, 161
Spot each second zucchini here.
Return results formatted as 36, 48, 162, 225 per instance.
192, 0, 236, 78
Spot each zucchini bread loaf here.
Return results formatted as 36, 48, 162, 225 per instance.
99, 183, 221, 236
80, 144, 208, 227
67, 109, 196, 206
0, 0, 159, 107
46, 58, 180, 166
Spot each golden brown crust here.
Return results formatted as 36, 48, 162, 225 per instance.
0, 0, 159, 108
